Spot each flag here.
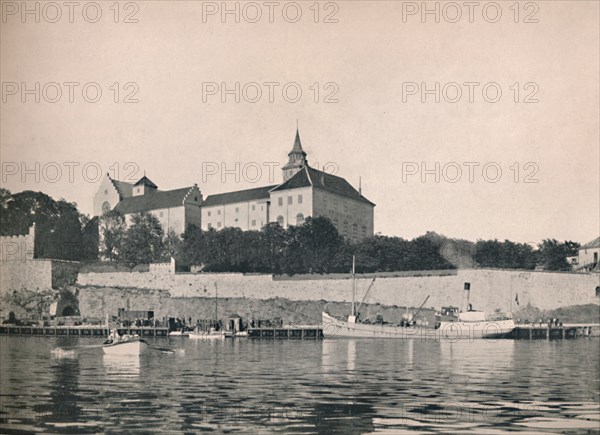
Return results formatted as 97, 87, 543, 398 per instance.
515, 292, 520, 306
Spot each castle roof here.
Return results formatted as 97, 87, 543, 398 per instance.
580, 237, 600, 250
110, 178, 134, 199
202, 185, 277, 207
289, 129, 306, 156
134, 176, 158, 189
270, 165, 375, 206
114, 186, 198, 215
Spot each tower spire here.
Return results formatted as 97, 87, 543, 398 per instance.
290, 127, 306, 156
282, 126, 308, 181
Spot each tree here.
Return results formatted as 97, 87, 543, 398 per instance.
163, 228, 182, 261
473, 239, 536, 270
539, 239, 580, 271
99, 210, 126, 261
120, 212, 164, 265
286, 216, 347, 274
179, 224, 205, 267
262, 222, 288, 274
0, 189, 83, 260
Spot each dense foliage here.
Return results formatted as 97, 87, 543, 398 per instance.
0, 188, 95, 260
178, 217, 454, 274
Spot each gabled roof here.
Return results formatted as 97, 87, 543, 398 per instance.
202, 185, 277, 207
581, 237, 600, 250
289, 128, 306, 156
114, 186, 197, 215
269, 165, 375, 206
134, 176, 158, 189
110, 178, 133, 199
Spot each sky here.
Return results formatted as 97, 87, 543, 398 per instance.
1, 0, 598, 244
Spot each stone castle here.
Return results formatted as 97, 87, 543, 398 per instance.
93, 129, 375, 241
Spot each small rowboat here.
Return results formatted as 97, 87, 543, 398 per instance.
103, 332, 148, 355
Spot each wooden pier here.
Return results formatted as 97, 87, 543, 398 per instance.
513, 323, 600, 340
0, 325, 170, 337
247, 325, 323, 339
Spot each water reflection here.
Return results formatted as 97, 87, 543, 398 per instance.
102, 354, 141, 378
0, 336, 598, 434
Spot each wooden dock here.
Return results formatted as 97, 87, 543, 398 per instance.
247, 325, 323, 339
0, 325, 170, 337
513, 323, 600, 340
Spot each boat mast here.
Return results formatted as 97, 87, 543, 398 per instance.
352, 256, 356, 316
214, 282, 218, 325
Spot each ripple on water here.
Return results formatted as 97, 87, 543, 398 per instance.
0, 337, 598, 434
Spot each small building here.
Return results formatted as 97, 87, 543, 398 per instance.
577, 237, 599, 272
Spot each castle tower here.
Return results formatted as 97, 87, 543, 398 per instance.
282, 128, 308, 181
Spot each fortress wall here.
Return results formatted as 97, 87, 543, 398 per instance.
77, 269, 600, 313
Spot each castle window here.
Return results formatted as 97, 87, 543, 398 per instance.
208, 211, 211, 217
102, 201, 111, 214
234, 218, 238, 222
208, 223, 212, 229
288, 196, 292, 205
104, 189, 108, 195
298, 194, 302, 204
159, 211, 164, 218
278, 197, 283, 206
137, 188, 141, 193
252, 205, 256, 211
277, 216, 284, 226
217, 222, 222, 228
218, 210, 221, 215
235, 207, 239, 213
251, 220, 256, 226
296, 213, 304, 225
194, 196, 198, 201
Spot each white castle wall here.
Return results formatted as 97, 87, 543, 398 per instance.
77, 268, 600, 313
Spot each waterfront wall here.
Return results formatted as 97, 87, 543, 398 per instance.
0, 259, 52, 294
77, 269, 600, 313
0, 259, 80, 295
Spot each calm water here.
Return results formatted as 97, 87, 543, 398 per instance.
0, 336, 599, 434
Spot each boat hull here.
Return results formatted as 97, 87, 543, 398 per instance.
322, 312, 515, 340
437, 319, 515, 339
188, 331, 225, 340
102, 339, 148, 355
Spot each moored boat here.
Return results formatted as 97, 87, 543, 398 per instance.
323, 311, 419, 339
322, 257, 515, 340
188, 327, 225, 339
